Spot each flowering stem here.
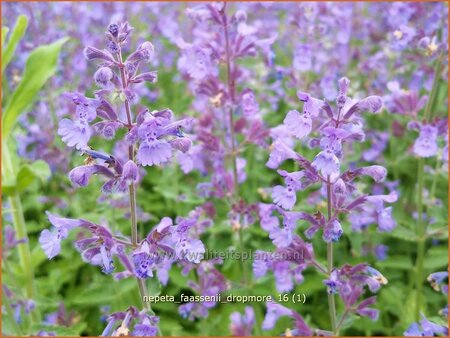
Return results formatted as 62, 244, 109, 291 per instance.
414, 57, 442, 321
415, 157, 425, 320
222, 3, 239, 198
326, 180, 337, 334
117, 50, 155, 317
221, 3, 249, 287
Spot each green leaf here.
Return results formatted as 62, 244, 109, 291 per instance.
424, 246, 448, 271
16, 160, 51, 192
147, 277, 162, 297
1, 27, 9, 46
2, 37, 68, 139
377, 255, 413, 270
386, 225, 418, 242
2, 15, 28, 73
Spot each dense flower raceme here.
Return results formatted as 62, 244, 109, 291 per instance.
39, 21, 201, 336
39, 211, 208, 293
57, 22, 190, 167
178, 259, 228, 320
176, 3, 275, 200
256, 77, 393, 332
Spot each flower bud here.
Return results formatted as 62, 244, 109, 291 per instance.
132, 71, 158, 84
84, 46, 115, 62
94, 67, 114, 87
359, 165, 387, 182
333, 178, 347, 195
170, 137, 192, 153
122, 160, 139, 183
139, 42, 155, 62
107, 41, 119, 54
108, 23, 119, 37
234, 10, 247, 23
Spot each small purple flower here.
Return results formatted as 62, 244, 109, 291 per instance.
427, 271, 448, 292
283, 110, 312, 139
39, 212, 85, 259
374, 244, 388, 261
262, 301, 292, 330
58, 119, 92, 150
413, 124, 439, 158
94, 67, 114, 88
323, 270, 341, 294
122, 160, 139, 184
271, 171, 303, 210
132, 240, 155, 279
266, 140, 298, 169
293, 43, 312, 72
356, 296, 379, 321
229, 307, 254, 336
404, 314, 449, 336
390, 25, 416, 51
323, 219, 343, 243
312, 148, 340, 177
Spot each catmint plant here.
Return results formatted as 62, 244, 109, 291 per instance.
174, 1, 276, 322
258, 77, 395, 335
39, 21, 205, 335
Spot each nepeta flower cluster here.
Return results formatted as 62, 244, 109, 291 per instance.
39, 21, 205, 335
257, 77, 395, 333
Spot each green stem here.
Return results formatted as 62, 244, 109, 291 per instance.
2, 287, 24, 336
429, 158, 441, 203
238, 226, 249, 285
2, 145, 40, 323
117, 48, 157, 320
326, 181, 337, 334
335, 308, 350, 335
222, 3, 249, 288
414, 157, 425, 320
413, 56, 443, 321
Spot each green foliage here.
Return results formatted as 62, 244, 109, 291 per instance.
2, 15, 28, 73
3, 160, 51, 196
2, 37, 68, 139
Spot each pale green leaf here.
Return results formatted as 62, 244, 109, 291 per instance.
2, 15, 28, 73
1, 26, 9, 46
386, 225, 418, 242
16, 160, 51, 192
2, 37, 68, 139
